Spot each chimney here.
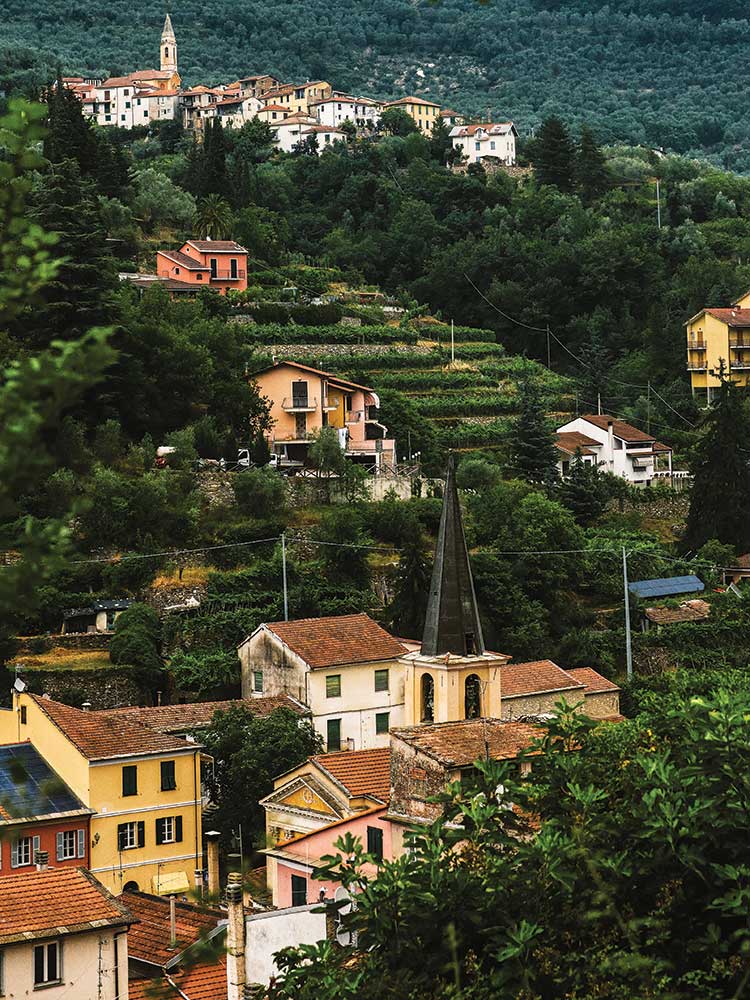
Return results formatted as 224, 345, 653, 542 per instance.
169, 895, 177, 950
81, 702, 92, 712
35, 850, 49, 871
226, 874, 246, 1000
205, 830, 221, 898
607, 419, 614, 460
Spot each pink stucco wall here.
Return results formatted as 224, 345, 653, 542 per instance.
274, 807, 391, 908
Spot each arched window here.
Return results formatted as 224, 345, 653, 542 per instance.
123, 880, 139, 893
164, 46, 169, 57
420, 673, 434, 723
465, 674, 482, 719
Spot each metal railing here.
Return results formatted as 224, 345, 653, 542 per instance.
687, 340, 707, 350
281, 396, 317, 410
210, 269, 246, 280
687, 362, 707, 370
730, 339, 750, 348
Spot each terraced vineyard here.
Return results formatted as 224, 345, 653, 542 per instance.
246, 317, 574, 454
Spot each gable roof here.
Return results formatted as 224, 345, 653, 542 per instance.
555, 430, 600, 457
129, 960, 228, 1000
274, 804, 387, 852
312, 747, 391, 800
386, 95, 441, 108
643, 599, 711, 626
29, 695, 194, 761
97, 695, 307, 734
122, 890, 225, 967
157, 249, 210, 270
185, 240, 247, 253
580, 414, 655, 443
450, 122, 515, 137
500, 660, 584, 699
392, 719, 543, 768
704, 307, 750, 328
0, 743, 91, 823
564, 667, 620, 693
0, 868, 132, 944
249, 359, 376, 395
256, 614, 406, 669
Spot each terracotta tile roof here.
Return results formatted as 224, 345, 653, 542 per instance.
580, 414, 655, 443
302, 125, 346, 135
705, 307, 750, 328
259, 103, 288, 112
129, 959, 227, 1000
250, 359, 376, 394
452, 122, 514, 135
30, 695, 193, 761
186, 240, 247, 253
392, 719, 543, 767
564, 667, 620, 693
313, 747, 391, 800
122, 891, 225, 966
653, 440, 672, 453
260, 613, 406, 669
386, 95, 441, 108
97, 695, 307, 734
0, 868, 132, 944
500, 659, 584, 699
555, 430, 600, 456
643, 599, 711, 626
157, 250, 210, 270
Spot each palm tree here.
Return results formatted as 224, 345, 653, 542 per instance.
194, 194, 234, 240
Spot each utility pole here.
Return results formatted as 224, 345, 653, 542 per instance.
546, 324, 551, 370
622, 547, 633, 680
281, 532, 288, 621
597, 392, 602, 415
575, 390, 579, 417
655, 178, 662, 229
450, 318, 455, 364
647, 381, 651, 435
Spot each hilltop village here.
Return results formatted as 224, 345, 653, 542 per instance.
3, 6, 750, 999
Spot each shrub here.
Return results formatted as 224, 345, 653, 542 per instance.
233, 467, 287, 519
169, 648, 241, 698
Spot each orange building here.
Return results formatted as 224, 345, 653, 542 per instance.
155, 239, 249, 295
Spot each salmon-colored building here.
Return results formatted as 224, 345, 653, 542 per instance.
156, 239, 249, 295
251, 360, 396, 471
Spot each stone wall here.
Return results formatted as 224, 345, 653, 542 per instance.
389, 736, 448, 823
25, 667, 144, 709
196, 470, 237, 508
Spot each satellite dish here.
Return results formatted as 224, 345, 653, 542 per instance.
13, 678, 27, 693
333, 886, 355, 947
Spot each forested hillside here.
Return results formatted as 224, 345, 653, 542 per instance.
4, 0, 750, 168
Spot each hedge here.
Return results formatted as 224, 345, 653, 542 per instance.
240, 324, 418, 346
415, 323, 500, 344
233, 302, 343, 325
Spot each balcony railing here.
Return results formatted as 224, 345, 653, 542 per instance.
281, 396, 317, 411
687, 362, 707, 370
210, 269, 246, 280
730, 339, 750, 348
687, 340, 707, 350
730, 360, 750, 370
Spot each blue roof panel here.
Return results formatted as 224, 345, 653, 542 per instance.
0, 743, 86, 821
628, 575, 704, 599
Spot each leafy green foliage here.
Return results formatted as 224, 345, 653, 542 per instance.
109, 602, 164, 692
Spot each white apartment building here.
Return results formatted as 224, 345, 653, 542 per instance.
555, 414, 672, 486
450, 122, 518, 165
269, 113, 319, 152
312, 93, 381, 129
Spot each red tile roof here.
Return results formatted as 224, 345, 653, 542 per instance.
261, 613, 406, 668
313, 747, 391, 800
121, 891, 224, 966
564, 667, 620, 693
98, 695, 307, 733
705, 308, 750, 328
260, 103, 288, 112
643, 599, 711, 625
186, 240, 248, 253
157, 250, 210, 270
129, 960, 227, 1000
500, 659, 584, 699
392, 719, 543, 767
0, 868, 132, 944
250, 359, 376, 394
386, 95, 441, 108
30, 695, 193, 761
555, 431, 600, 456
580, 414, 655, 443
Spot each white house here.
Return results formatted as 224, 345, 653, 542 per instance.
312, 93, 381, 130
93, 77, 178, 129
300, 124, 348, 152
269, 113, 319, 152
450, 122, 518, 165
180, 85, 222, 131
555, 414, 673, 486
215, 93, 262, 128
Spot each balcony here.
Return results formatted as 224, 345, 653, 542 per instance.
322, 397, 338, 411
730, 338, 750, 348
281, 396, 317, 412
730, 359, 750, 370
210, 269, 246, 280
687, 361, 707, 370
687, 340, 706, 350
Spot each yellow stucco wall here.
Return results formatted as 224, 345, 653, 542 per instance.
401, 655, 504, 726
686, 312, 750, 390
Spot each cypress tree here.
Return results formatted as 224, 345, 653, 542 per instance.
575, 125, 609, 202
511, 379, 560, 485
532, 116, 575, 192
43, 76, 98, 175
685, 368, 750, 551
558, 454, 610, 525
388, 534, 432, 639
202, 117, 228, 196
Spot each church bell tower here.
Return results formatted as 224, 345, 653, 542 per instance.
161, 13, 177, 74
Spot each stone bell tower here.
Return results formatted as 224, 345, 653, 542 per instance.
401, 454, 506, 726
161, 13, 177, 75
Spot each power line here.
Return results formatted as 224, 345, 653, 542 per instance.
71, 536, 282, 566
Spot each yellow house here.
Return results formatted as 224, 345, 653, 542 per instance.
0, 692, 204, 897
685, 290, 750, 404
260, 80, 333, 115
384, 96, 441, 134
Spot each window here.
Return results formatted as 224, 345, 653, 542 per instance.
210, 258, 218, 278
366, 825, 384, 861
253, 670, 264, 693
11, 835, 36, 867
475, 141, 481, 150
20, 705, 26, 725
56, 830, 77, 861
136, 98, 141, 105
421, 673, 435, 723
124, 89, 129, 96
105, 115, 111, 122
230, 258, 238, 279
490, 140, 496, 150
156, 815, 183, 844
291, 873, 307, 906
174, 267, 180, 275
122, 765, 138, 796
125, 101, 131, 109
374, 668, 389, 692
465, 674, 482, 719
375, 711, 389, 735
196, 273, 203, 280
117, 821, 144, 851
144, 111, 149, 118
120, 114, 126, 121
161, 760, 176, 791
326, 674, 341, 698
327, 718, 341, 752
34, 941, 61, 986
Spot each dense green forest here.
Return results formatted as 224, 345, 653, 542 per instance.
4, 0, 750, 168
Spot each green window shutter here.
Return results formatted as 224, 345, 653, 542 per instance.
175, 815, 183, 843
374, 669, 389, 692
161, 760, 176, 791
326, 675, 341, 698
155, 819, 164, 846
326, 718, 341, 752
77, 829, 85, 859
117, 824, 126, 851
366, 825, 384, 861
137, 821, 145, 848
122, 766, 137, 796
375, 712, 389, 735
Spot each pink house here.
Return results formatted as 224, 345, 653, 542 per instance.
264, 805, 391, 908
155, 239, 249, 295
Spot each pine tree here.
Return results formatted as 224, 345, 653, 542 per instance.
575, 126, 609, 202
429, 116, 452, 164
558, 454, 610, 525
388, 534, 432, 639
202, 116, 228, 196
43, 76, 98, 175
685, 367, 750, 551
532, 117, 575, 192
511, 379, 560, 485
26, 159, 117, 348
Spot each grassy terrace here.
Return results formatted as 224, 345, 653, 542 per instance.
12, 649, 113, 672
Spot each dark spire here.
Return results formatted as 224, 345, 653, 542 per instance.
421, 454, 485, 657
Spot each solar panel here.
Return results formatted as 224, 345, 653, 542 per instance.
0, 744, 82, 819
628, 575, 704, 599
